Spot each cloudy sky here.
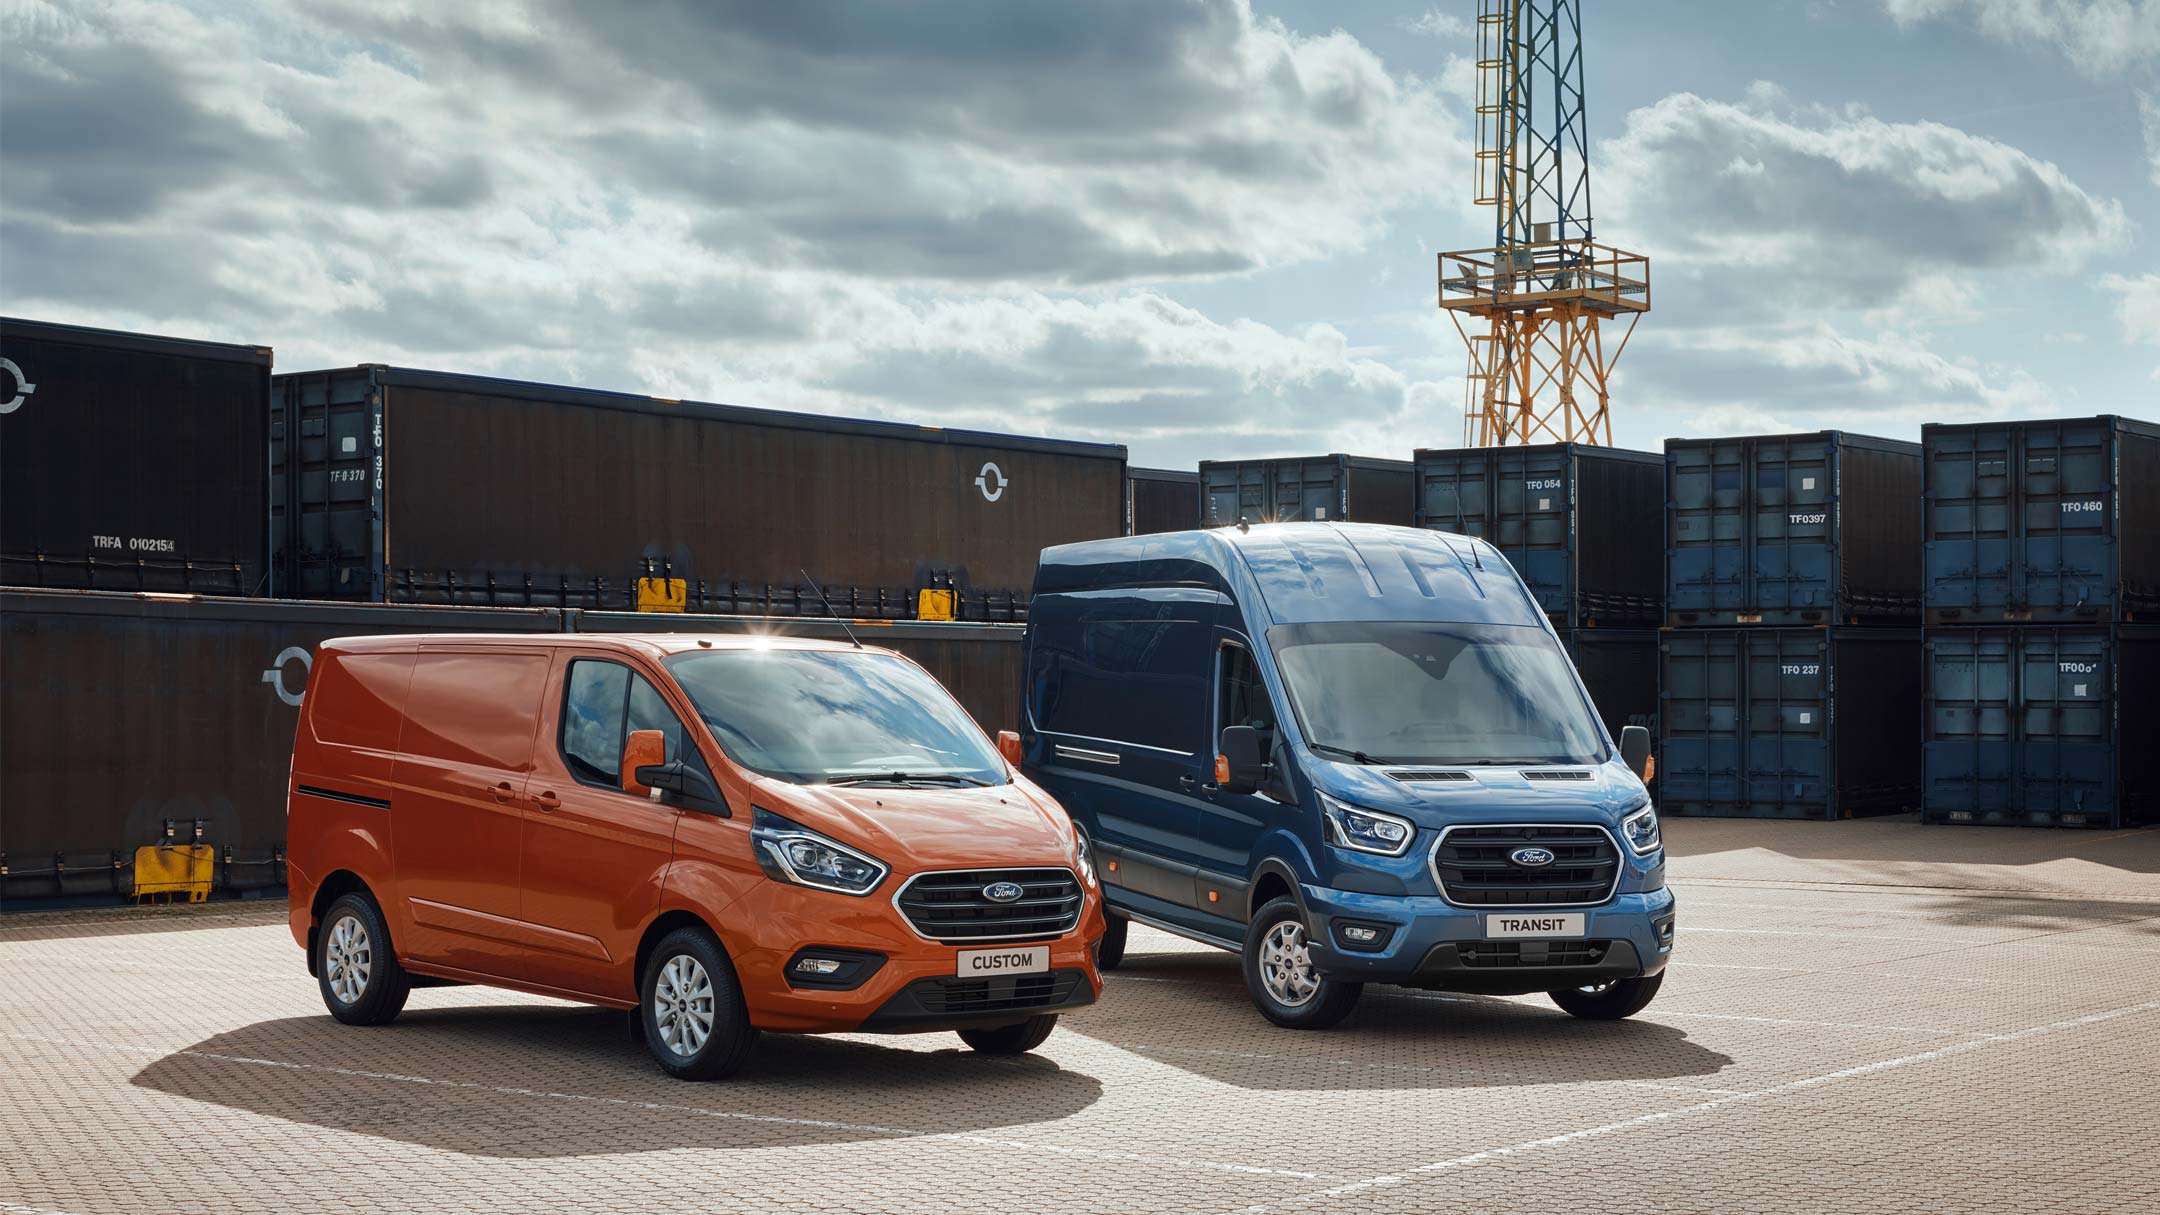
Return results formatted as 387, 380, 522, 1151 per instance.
4, 0, 2155, 465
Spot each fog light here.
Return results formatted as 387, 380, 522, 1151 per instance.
794, 957, 843, 976
1343, 925, 1381, 944
1330, 920, 1395, 952
781, 947, 887, 990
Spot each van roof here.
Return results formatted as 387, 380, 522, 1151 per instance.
319, 632, 891, 658
1035, 522, 1544, 627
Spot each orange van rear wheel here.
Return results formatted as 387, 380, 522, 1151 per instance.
316, 892, 410, 1026
641, 926, 758, 1081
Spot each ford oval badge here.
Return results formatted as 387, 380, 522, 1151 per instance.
983, 881, 1026, 903
1509, 847, 1556, 868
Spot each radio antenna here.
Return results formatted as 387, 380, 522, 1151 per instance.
801, 568, 863, 648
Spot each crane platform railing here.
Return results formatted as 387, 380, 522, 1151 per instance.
1438, 238, 1650, 317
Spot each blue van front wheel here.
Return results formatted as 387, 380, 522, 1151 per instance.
1094, 913, 1129, 971
1242, 898, 1362, 1029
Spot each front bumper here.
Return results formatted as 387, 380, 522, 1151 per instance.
1301, 882, 1676, 996
722, 880, 1107, 1034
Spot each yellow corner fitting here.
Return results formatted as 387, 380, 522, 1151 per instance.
916, 588, 958, 622
134, 845, 214, 904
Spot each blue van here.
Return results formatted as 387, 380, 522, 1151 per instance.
1016, 523, 1672, 1028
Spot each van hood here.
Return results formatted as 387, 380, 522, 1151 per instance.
754, 777, 1081, 873
1311, 756, 1650, 828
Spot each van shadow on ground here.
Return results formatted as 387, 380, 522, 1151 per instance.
132, 1004, 1102, 1159
1066, 949, 1734, 1092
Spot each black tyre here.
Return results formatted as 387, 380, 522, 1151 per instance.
641, 927, 758, 1081
1242, 897, 1361, 1030
1549, 972, 1664, 1020
316, 891, 411, 1026
957, 1014, 1058, 1055
1094, 913, 1129, 972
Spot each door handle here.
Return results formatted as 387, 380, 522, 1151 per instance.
1177, 775, 1196, 790
531, 790, 562, 811
489, 781, 516, 803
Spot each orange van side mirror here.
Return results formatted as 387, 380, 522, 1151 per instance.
997, 730, 1023, 766
622, 729, 668, 797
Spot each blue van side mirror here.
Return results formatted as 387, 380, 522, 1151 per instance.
1619, 725, 1652, 780
1218, 725, 1268, 795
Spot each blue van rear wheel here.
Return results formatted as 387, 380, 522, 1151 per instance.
1242, 898, 1361, 1029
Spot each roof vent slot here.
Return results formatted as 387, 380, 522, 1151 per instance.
1521, 770, 1594, 781
1386, 769, 1474, 783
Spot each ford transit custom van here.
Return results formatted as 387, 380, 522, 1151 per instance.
287, 633, 1102, 1079
1014, 523, 1671, 1028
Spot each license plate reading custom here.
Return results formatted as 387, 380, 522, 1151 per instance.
957, 945, 1050, 977
1485, 913, 1586, 938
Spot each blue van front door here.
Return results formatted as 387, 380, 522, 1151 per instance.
1188, 631, 1286, 931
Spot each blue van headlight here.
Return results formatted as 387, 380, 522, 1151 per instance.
753, 807, 889, 895
1621, 802, 1661, 856
1320, 795, 1416, 857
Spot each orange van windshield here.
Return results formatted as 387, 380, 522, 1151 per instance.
664, 649, 1007, 787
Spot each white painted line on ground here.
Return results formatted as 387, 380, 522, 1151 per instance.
1, 1203, 83, 1215
1234, 998, 2160, 1213
1669, 960, 2014, 984
0, 1031, 1330, 1183
1685, 925, 1949, 943
1113, 1040, 1745, 1096
0, 955, 307, 983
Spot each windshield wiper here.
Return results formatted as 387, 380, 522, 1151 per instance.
826, 773, 992, 787
1307, 743, 1378, 765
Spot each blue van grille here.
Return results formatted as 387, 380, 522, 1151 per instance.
894, 868, 1083, 942
1431, 825, 1620, 907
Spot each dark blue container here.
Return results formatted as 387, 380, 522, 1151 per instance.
1660, 626, 1922, 819
1666, 431, 1922, 627
1923, 416, 2160, 625
1415, 444, 1664, 626
1922, 623, 2159, 828
1561, 626, 1659, 763
1198, 454, 1413, 527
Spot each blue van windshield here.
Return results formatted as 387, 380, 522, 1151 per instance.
664, 648, 1007, 786
1268, 622, 1606, 766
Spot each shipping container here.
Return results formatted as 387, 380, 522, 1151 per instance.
1922, 623, 2159, 828
0, 590, 563, 903
0, 591, 1027, 906
2, 317, 272, 595
1560, 627, 1660, 757
1127, 466, 1200, 535
1922, 416, 2160, 625
1666, 431, 1922, 627
1416, 443, 1663, 626
1198, 454, 1413, 528
270, 366, 1126, 608
1659, 626, 1922, 819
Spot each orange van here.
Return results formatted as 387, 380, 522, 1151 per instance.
285, 632, 1104, 1079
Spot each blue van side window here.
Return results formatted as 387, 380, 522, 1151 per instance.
1031, 593, 1210, 752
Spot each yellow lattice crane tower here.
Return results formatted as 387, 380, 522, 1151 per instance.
1440, 0, 1649, 447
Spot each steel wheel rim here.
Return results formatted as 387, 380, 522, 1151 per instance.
325, 914, 371, 1005
1577, 980, 1617, 995
655, 954, 716, 1057
1258, 920, 1321, 1007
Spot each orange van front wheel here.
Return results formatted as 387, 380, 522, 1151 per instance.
640, 926, 758, 1081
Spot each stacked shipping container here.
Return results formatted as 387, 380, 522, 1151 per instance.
1658, 432, 1925, 819
1198, 454, 1413, 527
1920, 417, 2160, 828
1411, 444, 1667, 761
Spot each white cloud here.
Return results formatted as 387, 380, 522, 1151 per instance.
1601, 88, 2131, 318
2101, 272, 2160, 342
1403, 9, 1473, 38
2141, 90, 2160, 186
1884, 0, 2160, 76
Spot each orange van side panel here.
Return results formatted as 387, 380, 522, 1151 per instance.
287, 645, 416, 953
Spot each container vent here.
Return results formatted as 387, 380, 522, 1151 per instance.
1521, 770, 1594, 781
1386, 769, 1474, 783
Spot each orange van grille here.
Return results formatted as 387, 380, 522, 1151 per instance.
894, 868, 1083, 943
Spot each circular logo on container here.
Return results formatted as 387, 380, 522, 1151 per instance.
1509, 847, 1556, 868
261, 646, 313, 708
0, 358, 35, 415
975, 461, 1007, 502
982, 881, 1025, 903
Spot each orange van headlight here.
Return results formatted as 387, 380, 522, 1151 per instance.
752, 807, 889, 896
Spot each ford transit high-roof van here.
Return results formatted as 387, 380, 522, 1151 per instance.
1013, 523, 1671, 1028
287, 633, 1103, 1079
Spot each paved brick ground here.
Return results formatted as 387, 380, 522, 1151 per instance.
4, 816, 2157, 1215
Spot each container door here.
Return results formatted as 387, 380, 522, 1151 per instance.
1500, 448, 1572, 620
1188, 629, 1287, 931
2018, 628, 2116, 824
2019, 422, 2116, 618
1668, 442, 1748, 616
272, 370, 384, 600
1658, 632, 1741, 814
1923, 630, 2014, 819
1417, 451, 1493, 539
1744, 632, 1832, 818
1753, 437, 1833, 615
1024, 588, 1215, 917
388, 647, 551, 977
1925, 429, 2014, 616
